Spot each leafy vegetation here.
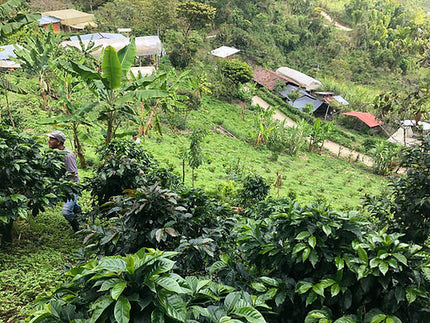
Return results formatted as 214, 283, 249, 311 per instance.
0, 126, 80, 244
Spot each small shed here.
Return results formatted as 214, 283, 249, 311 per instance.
276, 66, 322, 91
402, 120, 430, 131
342, 112, 383, 128
42, 9, 97, 32
61, 36, 162, 67
39, 15, 61, 33
210, 46, 240, 58
388, 120, 430, 146
253, 67, 299, 91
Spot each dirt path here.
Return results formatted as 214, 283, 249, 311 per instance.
251, 95, 374, 167
320, 11, 352, 31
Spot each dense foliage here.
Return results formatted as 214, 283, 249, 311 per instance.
365, 135, 430, 243
233, 199, 430, 322
0, 126, 79, 243
27, 248, 267, 322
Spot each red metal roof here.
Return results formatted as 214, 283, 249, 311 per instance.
342, 111, 383, 128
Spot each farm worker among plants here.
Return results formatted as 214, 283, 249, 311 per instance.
132, 133, 141, 144
46, 130, 81, 232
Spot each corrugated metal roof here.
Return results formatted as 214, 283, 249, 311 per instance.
39, 15, 61, 25
61, 36, 162, 57
279, 84, 307, 98
342, 112, 383, 128
0, 44, 22, 60
253, 67, 299, 90
70, 33, 126, 41
315, 91, 335, 95
210, 46, 240, 58
276, 66, 322, 91
333, 95, 349, 105
324, 95, 349, 106
42, 9, 95, 26
0, 60, 20, 68
292, 95, 325, 112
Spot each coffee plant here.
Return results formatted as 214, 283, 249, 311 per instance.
85, 139, 155, 205
364, 135, 430, 243
238, 174, 270, 207
0, 126, 80, 243
231, 199, 430, 322
25, 248, 267, 322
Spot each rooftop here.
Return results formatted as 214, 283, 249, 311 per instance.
276, 66, 322, 91
210, 46, 240, 58
253, 67, 299, 90
342, 111, 383, 128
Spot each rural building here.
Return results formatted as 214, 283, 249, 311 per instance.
42, 9, 97, 32
342, 111, 383, 131
281, 89, 331, 118
314, 91, 349, 107
276, 66, 322, 91
61, 36, 162, 69
0, 45, 22, 70
210, 46, 240, 58
388, 120, 430, 146
253, 67, 299, 91
38, 15, 61, 33
128, 66, 156, 78
253, 67, 331, 118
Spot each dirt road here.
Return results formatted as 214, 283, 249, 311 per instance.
320, 11, 352, 31
251, 95, 374, 167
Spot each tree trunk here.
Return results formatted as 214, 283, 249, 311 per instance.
40, 74, 49, 111
106, 112, 114, 144
182, 159, 185, 184
73, 124, 86, 169
5, 89, 15, 128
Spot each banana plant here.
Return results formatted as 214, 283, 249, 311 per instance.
0, 0, 40, 41
68, 37, 170, 143
12, 27, 63, 111
308, 118, 334, 153
0, 75, 27, 127
255, 105, 276, 146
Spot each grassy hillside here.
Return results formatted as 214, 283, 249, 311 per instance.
121, 95, 387, 211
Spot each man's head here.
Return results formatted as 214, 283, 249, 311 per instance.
46, 130, 66, 149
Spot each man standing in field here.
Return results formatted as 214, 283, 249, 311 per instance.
46, 130, 81, 232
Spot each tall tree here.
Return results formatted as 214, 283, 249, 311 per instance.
143, 0, 178, 37
176, 0, 216, 40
